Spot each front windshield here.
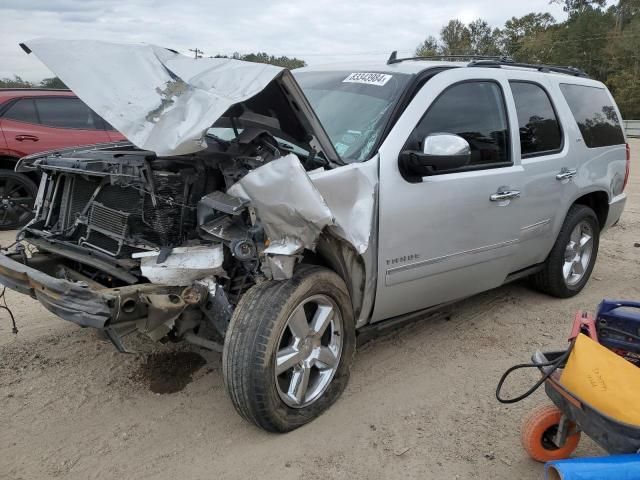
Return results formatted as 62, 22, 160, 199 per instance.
295, 71, 411, 162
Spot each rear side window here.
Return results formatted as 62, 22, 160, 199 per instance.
407, 81, 510, 168
3, 99, 38, 124
559, 84, 625, 148
510, 82, 562, 156
34, 97, 102, 130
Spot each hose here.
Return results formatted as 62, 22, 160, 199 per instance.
0, 286, 18, 334
496, 344, 573, 404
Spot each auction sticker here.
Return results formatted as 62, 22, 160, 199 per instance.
343, 72, 392, 86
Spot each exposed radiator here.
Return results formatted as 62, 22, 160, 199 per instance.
80, 202, 130, 256
57, 170, 191, 257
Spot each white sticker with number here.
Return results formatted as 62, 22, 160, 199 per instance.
342, 72, 392, 86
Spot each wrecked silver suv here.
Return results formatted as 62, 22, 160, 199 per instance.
0, 40, 629, 431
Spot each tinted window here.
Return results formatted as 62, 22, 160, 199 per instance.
35, 97, 101, 129
407, 81, 510, 168
559, 84, 625, 148
3, 99, 38, 124
510, 82, 562, 156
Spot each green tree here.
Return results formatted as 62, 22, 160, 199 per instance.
500, 13, 556, 58
39, 77, 67, 89
606, 5, 640, 117
439, 19, 472, 55
551, 0, 607, 17
468, 19, 502, 55
544, 7, 615, 80
614, 0, 640, 28
415, 35, 440, 56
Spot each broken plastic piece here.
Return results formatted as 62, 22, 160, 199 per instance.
132, 245, 224, 285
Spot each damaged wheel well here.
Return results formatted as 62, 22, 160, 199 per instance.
303, 233, 368, 322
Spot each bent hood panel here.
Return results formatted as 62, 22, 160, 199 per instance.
22, 38, 337, 160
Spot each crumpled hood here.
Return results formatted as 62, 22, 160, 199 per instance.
21, 38, 337, 159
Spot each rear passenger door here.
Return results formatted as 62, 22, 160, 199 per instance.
505, 77, 578, 271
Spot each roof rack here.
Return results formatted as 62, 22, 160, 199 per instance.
385, 51, 589, 78
387, 51, 514, 65
468, 59, 589, 78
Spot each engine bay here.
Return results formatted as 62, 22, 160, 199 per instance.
22, 128, 322, 299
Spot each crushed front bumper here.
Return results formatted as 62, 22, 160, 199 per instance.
0, 252, 231, 352
0, 253, 112, 329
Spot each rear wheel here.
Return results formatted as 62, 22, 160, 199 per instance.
0, 170, 37, 230
531, 204, 599, 298
223, 265, 355, 432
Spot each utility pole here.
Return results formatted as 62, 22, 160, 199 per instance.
189, 48, 204, 59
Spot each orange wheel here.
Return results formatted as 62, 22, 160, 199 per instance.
521, 404, 581, 462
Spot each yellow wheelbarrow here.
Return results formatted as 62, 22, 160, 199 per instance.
498, 333, 640, 463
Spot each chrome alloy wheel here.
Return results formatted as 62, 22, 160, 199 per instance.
563, 220, 594, 286
275, 294, 343, 408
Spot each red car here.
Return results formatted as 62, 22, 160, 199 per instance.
0, 89, 125, 229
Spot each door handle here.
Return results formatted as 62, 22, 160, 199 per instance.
490, 190, 521, 202
556, 168, 577, 181
15, 134, 39, 142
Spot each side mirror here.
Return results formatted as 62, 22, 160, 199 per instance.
399, 133, 471, 180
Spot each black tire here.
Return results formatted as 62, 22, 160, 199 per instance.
0, 170, 38, 230
531, 204, 600, 298
223, 264, 355, 432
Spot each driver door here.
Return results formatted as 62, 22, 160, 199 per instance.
371, 69, 524, 321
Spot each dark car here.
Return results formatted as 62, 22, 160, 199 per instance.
0, 89, 125, 229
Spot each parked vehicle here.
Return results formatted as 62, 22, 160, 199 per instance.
0, 40, 629, 432
0, 89, 125, 229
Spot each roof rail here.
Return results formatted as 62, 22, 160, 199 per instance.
387, 51, 514, 65
385, 51, 589, 78
468, 59, 589, 78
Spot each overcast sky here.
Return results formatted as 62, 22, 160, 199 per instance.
2, 0, 568, 81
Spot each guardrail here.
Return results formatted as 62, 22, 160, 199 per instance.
625, 120, 640, 138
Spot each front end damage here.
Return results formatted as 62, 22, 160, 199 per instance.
0, 39, 378, 352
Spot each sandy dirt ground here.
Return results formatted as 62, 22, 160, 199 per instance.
1, 140, 639, 480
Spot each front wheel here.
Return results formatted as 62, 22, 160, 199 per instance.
531, 204, 600, 298
222, 265, 355, 432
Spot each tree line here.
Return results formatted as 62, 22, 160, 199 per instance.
0, 76, 68, 89
415, 0, 640, 118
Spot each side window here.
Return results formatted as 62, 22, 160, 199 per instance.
510, 82, 562, 156
407, 81, 510, 169
3, 99, 38, 124
559, 84, 625, 148
34, 97, 100, 130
